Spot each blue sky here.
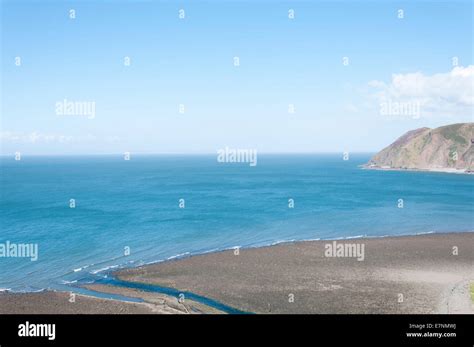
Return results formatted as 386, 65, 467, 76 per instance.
1, 0, 473, 154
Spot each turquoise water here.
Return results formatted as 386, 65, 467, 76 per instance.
0, 154, 473, 292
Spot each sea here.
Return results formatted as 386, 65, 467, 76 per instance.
1, 154, 473, 293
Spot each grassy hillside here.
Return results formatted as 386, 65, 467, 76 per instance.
367, 123, 474, 172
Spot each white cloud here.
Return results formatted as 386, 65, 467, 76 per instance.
368, 65, 474, 118
1, 131, 87, 144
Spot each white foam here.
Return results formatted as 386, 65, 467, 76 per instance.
167, 251, 191, 260
270, 239, 296, 246
60, 280, 77, 285
416, 230, 435, 235
90, 265, 119, 275
344, 234, 367, 239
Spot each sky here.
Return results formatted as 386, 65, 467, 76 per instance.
1, 0, 473, 155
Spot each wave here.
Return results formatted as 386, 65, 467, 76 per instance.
202, 247, 225, 254
60, 280, 78, 285
67, 254, 130, 276
90, 264, 119, 275
5, 287, 47, 294
270, 239, 296, 246
342, 234, 367, 240
167, 252, 190, 260
416, 230, 435, 235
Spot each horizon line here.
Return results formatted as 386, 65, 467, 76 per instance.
0, 151, 377, 157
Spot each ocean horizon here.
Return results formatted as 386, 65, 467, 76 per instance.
1, 153, 473, 292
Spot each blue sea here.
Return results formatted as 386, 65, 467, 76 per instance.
1, 154, 473, 292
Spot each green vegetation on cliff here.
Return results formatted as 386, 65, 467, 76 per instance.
367, 123, 473, 172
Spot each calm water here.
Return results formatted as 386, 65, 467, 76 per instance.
0, 154, 473, 291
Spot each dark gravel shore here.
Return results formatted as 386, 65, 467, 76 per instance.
0, 291, 157, 314
1, 232, 473, 314
116, 232, 474, 314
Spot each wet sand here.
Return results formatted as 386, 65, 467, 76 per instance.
0, 291, 158, 314
0, 288, 223, 314
116, 232, 474, 314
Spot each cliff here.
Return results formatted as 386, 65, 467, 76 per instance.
366, 123, 474, 173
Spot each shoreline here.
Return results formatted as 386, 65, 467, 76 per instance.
2, 229, 447, 294
361, 165, 473, 175
0, 229, 458, 295
1, 231, 473, 314
116, 231, 474, 314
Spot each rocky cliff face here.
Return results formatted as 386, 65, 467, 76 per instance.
367, 123, 474, 172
